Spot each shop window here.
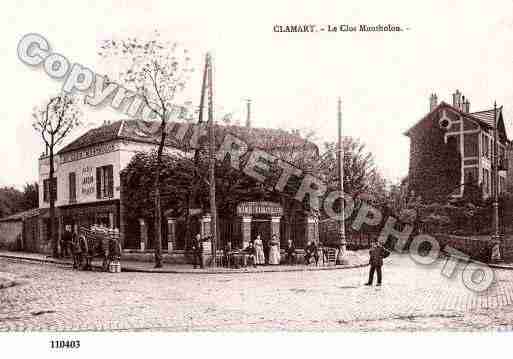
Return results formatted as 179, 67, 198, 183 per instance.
96, 165, 114, 199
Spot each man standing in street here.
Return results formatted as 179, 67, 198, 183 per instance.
365, 241, 390, 286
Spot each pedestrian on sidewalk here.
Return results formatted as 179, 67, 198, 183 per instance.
79, 234, 91, 271
365, 241, 390, 286
62, 225, 73, 258
71, 232, 81, 269
284, 239, 296, 265
242, 241, 257, 268
268, 234, 280, 265
192, 233, 204, 269
253, 234, 265, 265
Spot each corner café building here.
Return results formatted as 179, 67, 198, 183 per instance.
36, 119, 320, 261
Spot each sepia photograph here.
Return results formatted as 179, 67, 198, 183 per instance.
1, 0, 513, 357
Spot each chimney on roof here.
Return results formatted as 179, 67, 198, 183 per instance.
463, 98, 470, 113
429, 93, 438, 111
245, 99, 251, 128
452, 90, 462, 110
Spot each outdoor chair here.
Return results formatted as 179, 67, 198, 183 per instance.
323, 247, 337, 266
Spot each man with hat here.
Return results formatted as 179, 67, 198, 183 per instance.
365, 241, 390, 286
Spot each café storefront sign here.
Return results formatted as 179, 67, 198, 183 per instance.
236, 201, 283, 217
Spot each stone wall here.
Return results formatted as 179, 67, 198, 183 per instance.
434, 234, 494, 262
0, 221, 23, 250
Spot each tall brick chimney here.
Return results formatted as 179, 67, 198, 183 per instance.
429, 93, 438, 112
452, 89, 462, 110
463, 98, 470, 113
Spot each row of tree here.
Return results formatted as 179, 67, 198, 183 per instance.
0, 183, 39, 218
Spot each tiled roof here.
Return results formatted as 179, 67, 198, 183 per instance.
468, 109, 496, 128
405, 102, 508, 141
58, 119, 318, 154
0, 208, 40, 222
58, 121, 124, 154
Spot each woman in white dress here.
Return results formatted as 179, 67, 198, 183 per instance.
268, 234, 281, 265
254, 234, 265, 265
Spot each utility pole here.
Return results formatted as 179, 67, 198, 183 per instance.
185, 51, 209, 251
336, 97, 347, 264
206, 52, 218, 267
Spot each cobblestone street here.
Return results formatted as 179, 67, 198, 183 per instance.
2, 253, 513, 331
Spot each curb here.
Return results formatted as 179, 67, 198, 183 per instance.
121, 262, 369, 274
0, 254, 71, 267
488, 263, 513, 270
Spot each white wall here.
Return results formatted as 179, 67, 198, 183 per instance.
38, 139, 188, 209
56, 150, 121, 206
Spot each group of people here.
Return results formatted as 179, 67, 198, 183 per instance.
226, 236, 322, 267
61, 225, 92, 270
245, 234, 281, 265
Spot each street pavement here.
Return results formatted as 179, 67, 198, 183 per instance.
1, 253, 513, 331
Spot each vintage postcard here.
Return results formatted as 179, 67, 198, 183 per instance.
1, 0, 512, 357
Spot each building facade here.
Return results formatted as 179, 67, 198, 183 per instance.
405, 90, 510, 203
37, 119, 320, 260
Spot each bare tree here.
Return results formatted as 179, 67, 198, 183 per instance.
98, 32, 193, 267
32, 94, 82, 258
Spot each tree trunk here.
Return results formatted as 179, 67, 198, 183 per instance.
49, 145, 58, 258
153, 119, 166, 268
154, 172, 163, 268
185, 193, 191, 251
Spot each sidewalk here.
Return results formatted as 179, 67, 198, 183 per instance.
0, 250, 368, 274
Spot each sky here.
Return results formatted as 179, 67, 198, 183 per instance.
1, 0, 513, 188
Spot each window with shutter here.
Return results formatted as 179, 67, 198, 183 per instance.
69, 172, 76, 203
43, 179, 49, 202
96, 165, 115, 199
43, 178, 57, 202
96, 167, 102, 199
107, 165, 114, 198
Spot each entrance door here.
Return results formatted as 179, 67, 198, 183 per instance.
251, 218, 271, 242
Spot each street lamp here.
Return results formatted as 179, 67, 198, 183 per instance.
491, 102, 502, 261
336, 97, 347, 264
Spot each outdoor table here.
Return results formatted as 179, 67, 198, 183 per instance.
229, 251, 250, 268
222, 250, 238, 268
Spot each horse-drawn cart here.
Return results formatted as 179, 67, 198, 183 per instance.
74, 226, 122, 272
